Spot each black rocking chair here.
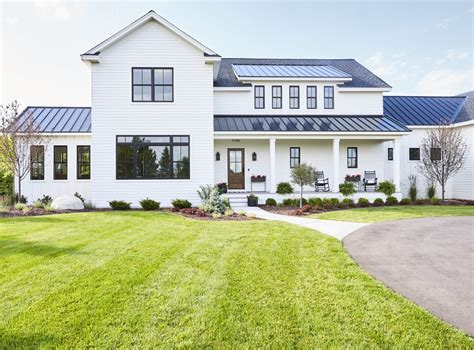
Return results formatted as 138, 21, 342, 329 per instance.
315, 171, 330, 192
363, 171, 378, 191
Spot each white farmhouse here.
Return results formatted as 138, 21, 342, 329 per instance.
15, 11, 473, 207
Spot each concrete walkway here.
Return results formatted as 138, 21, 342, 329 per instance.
243, 206, 367, 240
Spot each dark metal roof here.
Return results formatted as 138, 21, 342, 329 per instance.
214, 115, 410, 133
216, 58, 391, 88
455, 91, 473, 123
16, 107, 91, 133
232, 64, 351, 79
383, 96, 467, 125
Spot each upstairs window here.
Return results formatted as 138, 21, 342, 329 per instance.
132, 67, 173, 102
409, 148, 420, 161
254, 85, 265, 109
77, 146, 91, 179
54, 146, 68, 180
307, 86, 317, 109
30, 145, 44, 180
324, 86, 334, 109
347, 147, 358, 168
272, 86, 282, 109
290, 147, 300, 168
289, 86, 300, 109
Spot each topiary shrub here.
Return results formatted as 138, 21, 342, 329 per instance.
265, 198, 277, 206
373, 198, 384, 206
172, 199, 192, 210
109, 200, 131, 210
329, 198, 339, 206
342, 198, 354, 205
399, 198, 411, 205
385, 196, 398, 206
378, 181, 396, 197
276, 182, 294, 194
339, 182, 356, 197
308, 197, 323, 207
430, 197, 441, 205
139, 198, 160, 211
357, 198, 370, 207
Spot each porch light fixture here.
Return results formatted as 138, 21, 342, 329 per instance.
215, 152, 220, 161
252, 152, 257, 161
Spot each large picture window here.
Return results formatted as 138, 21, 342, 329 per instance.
272, 86, 282, 109
289, 86, 300, 109
254, 85, 265, 109
132, 67, 173, 102
324, 86, 334, 109
347, 147, 358, 168
54, 146, 68, 180
290, 147, 300, 168
77, 146, 91, 179
30, 145, 44, 180
307, 86, 317, 109
116, 136, 190, 179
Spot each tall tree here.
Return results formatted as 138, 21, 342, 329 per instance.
417, 123, 467, 200
0, 101, 49, 201
290, 163, 316, 207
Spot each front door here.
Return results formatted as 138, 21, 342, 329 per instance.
228, 148, 245, 190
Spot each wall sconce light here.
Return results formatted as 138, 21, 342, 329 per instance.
215, 152, 220, 161
252, 152, 257, 161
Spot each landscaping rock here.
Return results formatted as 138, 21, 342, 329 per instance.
51, 195, 84, 210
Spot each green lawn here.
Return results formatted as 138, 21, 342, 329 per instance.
310, 205, 474, 223
0, 212, 472, 347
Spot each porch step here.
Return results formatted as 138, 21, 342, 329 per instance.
226, 195, 248, 208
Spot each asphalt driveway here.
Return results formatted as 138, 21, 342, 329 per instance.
344, 216, 474, 336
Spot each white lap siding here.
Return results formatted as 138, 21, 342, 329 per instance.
19, 134, 91, 203
451, 124, 474, 200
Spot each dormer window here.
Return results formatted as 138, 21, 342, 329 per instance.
324, 86, 334, 109
132, 67, 173, 102
254, 85, 265, 109
289, 86, 300, 109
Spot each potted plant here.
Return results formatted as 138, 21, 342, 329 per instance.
217, 182, 227, 194
251, 175, 266, 182
345, 174, 361, 182
247, 193, 258, 206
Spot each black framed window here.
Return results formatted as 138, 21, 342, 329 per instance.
290, 147, 300, 168
254, 85, 265, 109
347, 147, 358, 168
324, 86, 334, 109
54, 146, 68, 180
132, 67, 173, 102
307, 86, 317, 109
289, 86, 300, 109
77, 146, 90, 180
30, 145, 44, 180
272, 86, 282, 109
388, 147, 393, 161
430, 147, 441, 161
409, 148, 420, 161
116, 136, 190, 179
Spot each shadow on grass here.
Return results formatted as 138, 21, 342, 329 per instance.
0, 332, 61, 348
0, 236, 86, 257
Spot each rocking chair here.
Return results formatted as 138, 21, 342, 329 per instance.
315, 171, 330, 192
363, 171, 378, 191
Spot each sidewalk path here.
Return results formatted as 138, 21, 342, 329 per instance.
243, 206, 368, 240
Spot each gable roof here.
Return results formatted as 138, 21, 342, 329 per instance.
81, 10, 219, 61
215, 58, 391, 89
455, 91, 474, 123
383, 96, 467, 126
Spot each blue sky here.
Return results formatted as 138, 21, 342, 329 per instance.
1, 1, 472, 107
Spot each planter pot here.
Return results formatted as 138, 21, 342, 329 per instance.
247, 197, 258, 206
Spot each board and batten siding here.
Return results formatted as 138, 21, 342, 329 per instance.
19, 135, 91, 203
214, 84, 384, 115
451, 124, 474, 200
90, 20, 214, 207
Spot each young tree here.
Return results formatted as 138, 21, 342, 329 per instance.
0, 101, 48, 201
290, 163, 316, 207
417, 123, 467, 200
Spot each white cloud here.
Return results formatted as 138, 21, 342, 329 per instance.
365, 52, 408, 78
6, 16, 19, 25
415, 69, 473, 95
33, 0, 71, 21
436, 50, 471, 65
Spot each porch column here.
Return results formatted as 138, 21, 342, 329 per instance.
332, 138, 340, 192
393, 138, 401, 192
269, 138, 276, 193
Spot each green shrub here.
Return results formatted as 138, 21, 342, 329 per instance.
109, 200, 131, 210
276, 182, 294, 194
378, 181, 396, 196
309, 197, 323, 207
427, 182, 436, 199
172, 199, 192, 210
282, 198, 306, 207
373, 198, 384, 206
329, 198, 339, 206
357, 198, 370, 207
339, 182, 356, 197
265, 198, 277, 206
15, 194, 27, 204
408, 175, 417, 201
342, 198, 354, 205
202, 187, 227, 214
33, 200, 44, 209
14, 202, 28, 211
39, 194, 52, 206
84, 201, 95, 210
385, 196, 398, 206
399, 198, 411, 205
139, 198, 160, 211
430, 197, 441, 205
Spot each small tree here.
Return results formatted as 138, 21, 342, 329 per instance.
290, 163, 316, 207
417, 123, 467, 200
0, 101, 49, 201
